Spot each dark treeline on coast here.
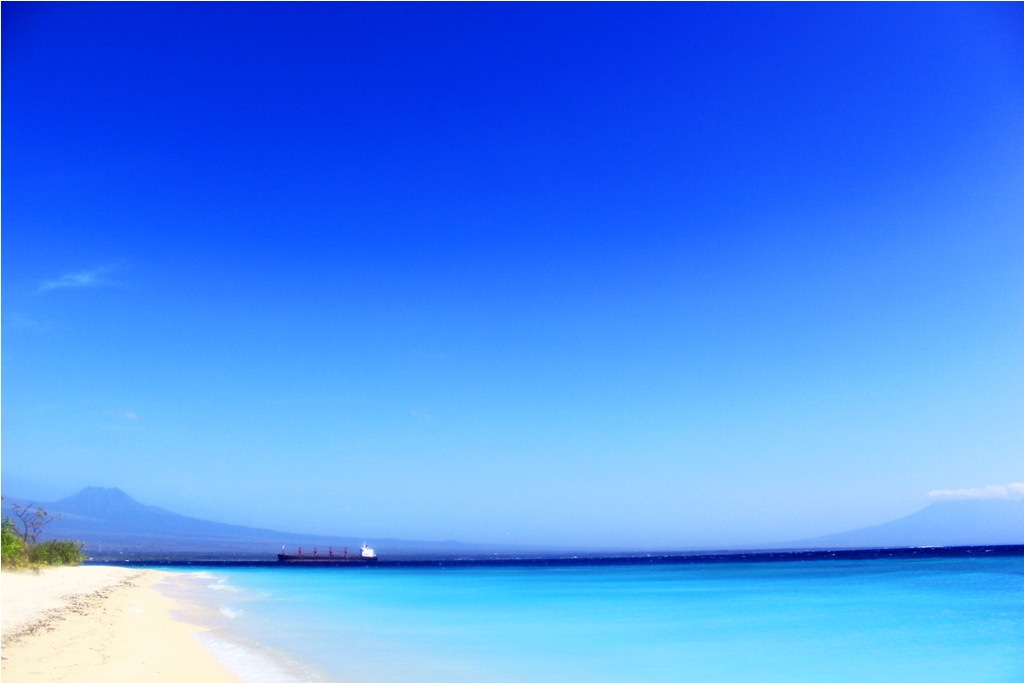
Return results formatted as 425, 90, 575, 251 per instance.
86, 544, 1024, 568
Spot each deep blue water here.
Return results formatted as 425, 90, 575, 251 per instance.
166, 556, 1024, 682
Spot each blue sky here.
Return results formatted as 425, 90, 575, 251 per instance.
3, 3, 1023, 548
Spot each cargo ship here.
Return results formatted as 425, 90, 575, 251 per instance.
277, 543, 378, 563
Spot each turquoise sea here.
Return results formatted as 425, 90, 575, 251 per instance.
161, 556, 1024, 683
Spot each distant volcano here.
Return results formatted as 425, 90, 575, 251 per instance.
0, 487, 503, 560
776, 499, 1024, 549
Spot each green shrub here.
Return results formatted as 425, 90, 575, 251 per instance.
28, 539, 85, 566
2, 519, 28, 568
2, 517, 84, 568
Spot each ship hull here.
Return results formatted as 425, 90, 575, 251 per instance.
277, 554, 378, 563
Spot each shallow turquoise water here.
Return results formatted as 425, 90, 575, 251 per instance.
182, 557, 1024, 682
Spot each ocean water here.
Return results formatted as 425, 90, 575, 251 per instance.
162, 556, 1024, 683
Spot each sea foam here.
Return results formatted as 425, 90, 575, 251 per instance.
195, 632, 321, 683
219, 606, 242, 620
208, 578, 240, 592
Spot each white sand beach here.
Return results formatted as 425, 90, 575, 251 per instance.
2, 566, 239, 682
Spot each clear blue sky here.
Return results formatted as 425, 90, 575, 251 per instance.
3, 3, 1022, 548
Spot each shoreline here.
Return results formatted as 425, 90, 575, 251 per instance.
80, 542, 1024, 568
1, 566, 240, 682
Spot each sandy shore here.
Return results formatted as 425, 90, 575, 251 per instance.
1, 566, 240, 682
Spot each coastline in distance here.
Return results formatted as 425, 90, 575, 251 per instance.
3, 487, 1022, 560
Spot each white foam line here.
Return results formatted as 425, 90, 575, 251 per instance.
208, 578, 241, 593
196, 632, 314, 683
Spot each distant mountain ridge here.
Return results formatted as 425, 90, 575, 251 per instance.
53, 486, 163, 519
774, 499, 1024, 549
0, 487, 518, 560
3, 487, 1021, 559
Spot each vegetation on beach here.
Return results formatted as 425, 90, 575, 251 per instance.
1, 501, 85, 569
1, 518, 28, 566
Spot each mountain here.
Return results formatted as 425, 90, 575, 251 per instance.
5, 488, 1020, 560
776, 499, 1024, 549
0, 487, 517, 560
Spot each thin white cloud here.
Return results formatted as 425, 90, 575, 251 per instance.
2, 312, 44, 330
106, 410, 139, 421
928, 483, 1024, 501
39, 267, 108, 292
